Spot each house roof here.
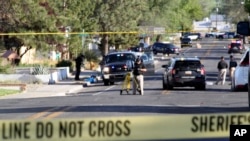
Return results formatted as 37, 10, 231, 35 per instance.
1, 50, 20, 59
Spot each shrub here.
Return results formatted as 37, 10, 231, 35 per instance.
56, 60, 74, 72
31, 65, 49, 75
0, 58, 13, 74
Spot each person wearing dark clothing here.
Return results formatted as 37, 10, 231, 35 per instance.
132, 57, 147, 95
215, 56, 228, 85
229, 55, 237, 83
75, 54, 85, 80
99, 55, 106, 73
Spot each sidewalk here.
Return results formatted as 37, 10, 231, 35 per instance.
1, 70, 100, 99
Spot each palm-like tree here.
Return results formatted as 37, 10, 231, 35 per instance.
83, 50, 99, 70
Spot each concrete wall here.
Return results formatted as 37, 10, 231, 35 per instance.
0, 67, 69, 84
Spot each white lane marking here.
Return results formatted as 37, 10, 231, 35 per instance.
206, 81, 214, 85
93, 85, 116, 96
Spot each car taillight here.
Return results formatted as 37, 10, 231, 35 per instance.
228, 45, 231, 48
240, 62, 249, 66
123, 65, 127, 69
240, 45, 242, 49
200, 68, 205, 75
171, 69, 176, 75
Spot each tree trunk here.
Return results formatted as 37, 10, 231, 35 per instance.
156, 35, 162, 42
101, 34, 109, 55
89, 59, 92, 70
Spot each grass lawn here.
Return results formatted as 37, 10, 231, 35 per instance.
0, 89, 20, 97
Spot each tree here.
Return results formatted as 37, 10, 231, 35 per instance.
0, 0, 99, 64
47, 0, 97, 58
245, 0, 250, 14
220, 0, 249, 24
92, 0, 144, 55
83, 49, 99, 70
0, 0, 60, 65
140, 0, 205, 32
0, 0, 213, 64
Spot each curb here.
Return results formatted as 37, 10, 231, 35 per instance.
65, 85, 84, 95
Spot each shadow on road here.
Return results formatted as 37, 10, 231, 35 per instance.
0, 105, 249, 115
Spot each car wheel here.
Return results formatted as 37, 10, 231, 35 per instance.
228, 51, 231, 54
162, 77, 167, 90
153, 51, 157, 55
104, 80, 110, 86
167, 83, 173, 90
166, 78, 173, 90
110, 81, 115, 85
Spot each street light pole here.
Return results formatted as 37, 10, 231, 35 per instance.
216, 7, 219, 30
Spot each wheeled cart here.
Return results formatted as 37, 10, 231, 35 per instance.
120, 73, 142, 95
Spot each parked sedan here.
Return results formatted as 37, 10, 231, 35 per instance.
231, 49, 249, 91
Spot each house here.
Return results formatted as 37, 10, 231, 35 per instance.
193, 14, 233, 32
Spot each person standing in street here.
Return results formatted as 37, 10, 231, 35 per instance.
75, 54, 85, 80
133, 57, 147, 95
215, 56, 228, 85
229, 55, 237, 84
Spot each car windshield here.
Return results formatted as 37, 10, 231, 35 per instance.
166, 44, 175, 48
140, 54, 148, 62
144, 52, 154, 61
105, 53, 135, 63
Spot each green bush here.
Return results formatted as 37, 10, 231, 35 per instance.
56, 60, 74, 72
0, 67, 8, 73
0, 58, 13, 74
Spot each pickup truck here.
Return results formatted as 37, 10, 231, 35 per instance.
100, 50, 155, 85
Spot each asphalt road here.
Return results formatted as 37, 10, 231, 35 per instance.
0, 38, 249, 141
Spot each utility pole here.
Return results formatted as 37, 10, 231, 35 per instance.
216, 7, 218, 30
215, 0, 219, 31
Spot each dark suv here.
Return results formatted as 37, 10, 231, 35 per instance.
162, 57, 206, 90
152, 42, 180, 55
228, 40, 243, 54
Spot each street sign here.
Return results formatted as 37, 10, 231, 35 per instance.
237, 21, 250, 36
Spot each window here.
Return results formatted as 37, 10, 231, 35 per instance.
174, 60, 201, 70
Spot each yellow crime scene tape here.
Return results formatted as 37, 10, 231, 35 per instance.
0, 30, 221, 36
0, 32, 139, 36
0, 112, 250, 141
